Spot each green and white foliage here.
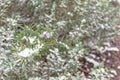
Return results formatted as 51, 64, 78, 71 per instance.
0, 0, 119, 80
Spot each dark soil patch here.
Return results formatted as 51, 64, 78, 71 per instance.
104, 36, 120, 80
79, 36, 120, 80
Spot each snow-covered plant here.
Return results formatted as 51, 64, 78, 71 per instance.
1, 0, 120, 49
0, 0, 120, 80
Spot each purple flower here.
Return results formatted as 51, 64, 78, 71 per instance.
40, 31, 51, 39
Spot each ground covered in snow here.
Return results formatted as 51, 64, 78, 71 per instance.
1, 0, 120, 80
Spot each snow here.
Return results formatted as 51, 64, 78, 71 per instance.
18, 43, 44, 57
18, 48, 36, 57
117, 66, 120, 69
103, 47, 119, 52
28, 37, 36, 44
85, 57, 99, 66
